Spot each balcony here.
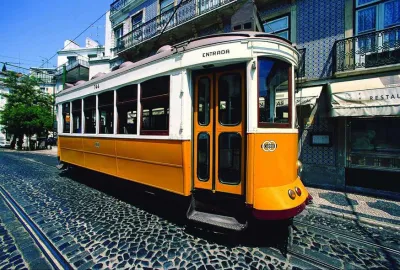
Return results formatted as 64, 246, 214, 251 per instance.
55, 59, 89, 76
113, 0, 238, 55
334, 26, 400, 73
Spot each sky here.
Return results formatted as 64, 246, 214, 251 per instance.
0, 0, 111, 73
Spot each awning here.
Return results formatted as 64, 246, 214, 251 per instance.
329, 75, 400, 117
273, 86, 323, 107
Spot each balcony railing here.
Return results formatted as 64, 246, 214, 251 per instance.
334, 26, 400, 73
55, 59, 89, 76
113, 0, 235, 54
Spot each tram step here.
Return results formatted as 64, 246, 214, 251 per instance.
187, 209, 248, 231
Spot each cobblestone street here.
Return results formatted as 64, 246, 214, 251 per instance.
0, 149, 399, 269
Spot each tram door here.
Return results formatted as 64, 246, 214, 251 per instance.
193, 69, 245, 195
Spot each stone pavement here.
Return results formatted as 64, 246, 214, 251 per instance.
306, 186, 400, 228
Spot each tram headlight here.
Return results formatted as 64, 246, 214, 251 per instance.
295, 187, 302, 196
297, 160, 303, 176
288, 189, 296, 200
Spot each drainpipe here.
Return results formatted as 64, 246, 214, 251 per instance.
62, 65, 66, 90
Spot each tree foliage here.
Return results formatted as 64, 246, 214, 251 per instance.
0, 71, 53, 148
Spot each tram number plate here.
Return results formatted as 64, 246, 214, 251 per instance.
261, 141, 277, 152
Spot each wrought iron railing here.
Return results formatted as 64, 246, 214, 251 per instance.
334, 26, 400, 72
55, 59, 89, 76
113, 0, 235, 54
297, 48, 306, 78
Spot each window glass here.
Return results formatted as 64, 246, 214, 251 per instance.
62, 103, 70, 133
258, 58, 291, 127
98, 91, 114, 134
384, 0, 400, 28
197, 132, 210, 181
114, 26, 124, 48
160, 0, 174, 13
218, 133, 241, 185
140, 76, 170, 135
263, 15, 290, 40
357, 0, 378, 6
117, 85, 137, 134
84, 96, 96, 134
218, 74, 242, 126
198, 77, 210, 126
72, 100, 82, 133
357, 6, 376, 33
132, 11, 143, 30
264, 16, 288, 33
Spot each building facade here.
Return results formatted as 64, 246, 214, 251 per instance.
55, 37, 110, 93
107, 0, 400, 195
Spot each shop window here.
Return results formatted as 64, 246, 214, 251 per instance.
140, 76, 170, 135
84, 96, 96, 134
348, 117, 400, 171
98, 91, 114, 134
72, 99, 82, 133
258, 58, 292, 128
263, 14, 290, 40
117, 85, 137, 134
62, 103, 70, 133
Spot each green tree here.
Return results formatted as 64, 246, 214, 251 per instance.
0, 71, 53, 150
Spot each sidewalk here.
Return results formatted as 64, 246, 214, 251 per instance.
1, 146, 58, 156
306, 186, 400, 228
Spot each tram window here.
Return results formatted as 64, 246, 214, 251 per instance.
84, 95, 96, 134
99, 91, 114, 134
218, 73, 242, 126
218, 133, 241, 185
62, 103, 70, 133
117, 85, 137, 134
198, 77, 210, 126
197, 132, 210, 181
258, 58, 292, 128
72, 100, 82, 133
140, 76, 170, 135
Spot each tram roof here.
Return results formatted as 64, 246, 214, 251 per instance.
57, 31, 294, 96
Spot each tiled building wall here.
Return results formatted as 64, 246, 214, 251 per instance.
296, 0, 345, 79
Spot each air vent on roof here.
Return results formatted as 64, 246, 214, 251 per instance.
119, 61, 134, 69
157, 45, 172, 54
74, 80, 86, 86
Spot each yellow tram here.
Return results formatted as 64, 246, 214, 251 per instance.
56, 32, 309, 231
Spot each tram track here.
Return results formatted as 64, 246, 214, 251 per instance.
293, 220, 400, 256
0, 185, 72, 270
288, 250, 341, 270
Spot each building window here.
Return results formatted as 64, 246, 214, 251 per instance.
263, 14, 290, 40
62, 103, 70, 133
84, 96, 96, 134
114, 25, 124, 48
117, 85, 137, 134
131, 11, 143, 30
72, 99, 82, 133
98, 91, 114, 134
356, 0, 400, 52
356, 0, 400, 34
258, 57, 292, 128
160, 0, 174, 14
140, 76, 170, 135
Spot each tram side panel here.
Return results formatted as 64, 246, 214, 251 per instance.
247, 133, 308, 214
58, 136, 191, 196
